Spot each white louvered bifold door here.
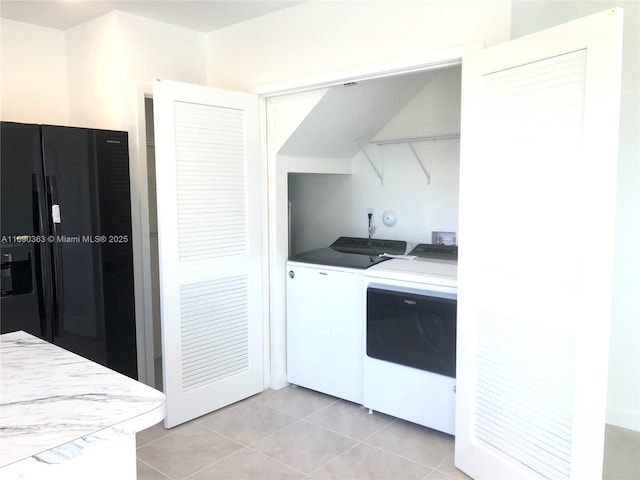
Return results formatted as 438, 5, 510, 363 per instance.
153, 79, 264, 428
456, 9, 623, 480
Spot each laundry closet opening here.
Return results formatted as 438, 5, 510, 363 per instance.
276, 66, 463, 430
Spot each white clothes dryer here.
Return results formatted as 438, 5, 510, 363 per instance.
363, 244, 458, 434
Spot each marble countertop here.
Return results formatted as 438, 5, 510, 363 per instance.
0, 331, 166, 468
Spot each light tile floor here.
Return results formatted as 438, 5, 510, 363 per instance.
136, 386, 639, 480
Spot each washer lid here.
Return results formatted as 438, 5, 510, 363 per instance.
288, 247, 389, 269
288, 237, 407, 270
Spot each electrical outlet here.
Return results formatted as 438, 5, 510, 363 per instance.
367, 208, 374, 215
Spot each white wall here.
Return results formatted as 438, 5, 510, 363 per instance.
205, 0, 511, 90
65, 13, 123, 129
65, 11, 207, 128
289, 67, 462, 255
288, 172, 353, 255
0, 19, 69, 124
289, 140, 460, 253
511, 1, 640, 432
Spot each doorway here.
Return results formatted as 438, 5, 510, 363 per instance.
144, 96, 163, 390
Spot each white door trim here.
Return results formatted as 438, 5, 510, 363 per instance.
260, 43, 481, 391
250, 42, 482, 97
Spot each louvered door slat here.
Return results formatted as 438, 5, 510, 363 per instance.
475, 313, 575, 479
174, 102, 247, 262
180, 276, 249, 392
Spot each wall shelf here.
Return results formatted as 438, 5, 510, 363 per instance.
363, 133, 460, 185
369, 133, 460, 145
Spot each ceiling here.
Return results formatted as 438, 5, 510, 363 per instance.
0, 1, 303, 33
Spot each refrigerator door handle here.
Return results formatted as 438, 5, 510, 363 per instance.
33, 173, 54, 338
47, 175, 64, 336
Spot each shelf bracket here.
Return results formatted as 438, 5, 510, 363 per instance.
368, 133, 459, 186
361, 146, 383, 186
408, 142, 431, 185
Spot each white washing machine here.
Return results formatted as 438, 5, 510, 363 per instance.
363, 244, 458, 434
286, 237, 406, 404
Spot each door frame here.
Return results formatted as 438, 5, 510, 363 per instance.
251, 42, 481, 390
134, 84, 155, 387
251, 43, 481, 97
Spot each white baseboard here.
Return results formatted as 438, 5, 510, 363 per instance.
269, 373, 289, 390
607, 407, 640, 432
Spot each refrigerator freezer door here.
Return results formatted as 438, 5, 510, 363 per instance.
94, 129, 137, 379
0, 122, 53, 340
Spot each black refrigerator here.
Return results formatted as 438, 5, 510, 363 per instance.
1, 121, 137, 379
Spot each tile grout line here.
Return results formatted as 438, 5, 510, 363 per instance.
138, 421, 248, 479
179, 423, 264, 479
243, 444, 310, 478
360, 414, 398, 442
358, 419, 453, 472
278, 403, 440, 479
232, 392, 359, 477
181, 403, 330, 478
433, 452, 456, 473
302, 409, 394, 442
259, 399, 344, 421
136, 455, 173, 480
136, 424, 177, 449
360, 439, 438, 475
305, 438, 365, 478
180, 447, 249, 480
